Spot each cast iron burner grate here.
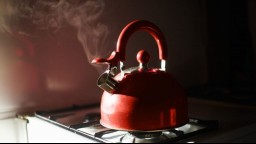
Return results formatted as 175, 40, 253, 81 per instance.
34, 106, 218, 143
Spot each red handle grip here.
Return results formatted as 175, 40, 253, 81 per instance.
116, 20, 168, 61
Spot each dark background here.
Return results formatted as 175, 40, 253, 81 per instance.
187, 0, 256, 105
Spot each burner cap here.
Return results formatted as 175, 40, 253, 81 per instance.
121, 131, 168, 143
130, 131, 162, 138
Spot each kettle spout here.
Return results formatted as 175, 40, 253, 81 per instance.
91, 58, 109, 64
91, 51, 120, 68
97, 72, 119, 93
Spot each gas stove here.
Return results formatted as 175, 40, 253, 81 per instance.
22, 97, 256, 143
25, 103, 218, 143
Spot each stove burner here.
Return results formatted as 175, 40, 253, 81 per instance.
121, 131, 168, 143
84, 113, 100, 123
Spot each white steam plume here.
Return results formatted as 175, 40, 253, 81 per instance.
0, 0, 109, 71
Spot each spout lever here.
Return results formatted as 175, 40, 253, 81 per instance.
97, 72, 119, 93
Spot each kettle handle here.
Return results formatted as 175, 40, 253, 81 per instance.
117, 20, 168, 62
91, 20, 168, 71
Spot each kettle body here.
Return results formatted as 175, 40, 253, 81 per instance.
92, 20, 188, 131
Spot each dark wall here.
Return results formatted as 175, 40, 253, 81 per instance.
188, 0, 256, 103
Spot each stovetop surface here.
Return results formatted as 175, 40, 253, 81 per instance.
23, 97, 256, 143
34, 104, 218, 143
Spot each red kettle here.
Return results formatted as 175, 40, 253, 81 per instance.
92, 20, 188, 131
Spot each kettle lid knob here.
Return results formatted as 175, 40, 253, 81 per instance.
137, 50, 150, 64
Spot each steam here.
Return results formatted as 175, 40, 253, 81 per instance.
0, 0, 108, 71
61, 0, 108, 63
